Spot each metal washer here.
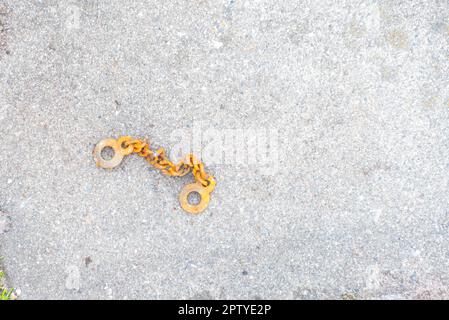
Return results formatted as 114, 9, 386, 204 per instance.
179, 182, 211, 214
93, 138, 124, 169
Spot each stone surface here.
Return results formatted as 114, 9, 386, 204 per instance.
0, 0, 448, 299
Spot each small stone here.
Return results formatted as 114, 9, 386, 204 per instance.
0, 211, 11, 235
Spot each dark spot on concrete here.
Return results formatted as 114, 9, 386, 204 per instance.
0, 210, 11, 235
242, 270, 248, 275
84, 256, 92, 267
224, 0, 235, 21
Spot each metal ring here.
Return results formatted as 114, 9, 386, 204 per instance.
202, 176, 216, 193
93, 138, 124, 169
179, 183, 210, 214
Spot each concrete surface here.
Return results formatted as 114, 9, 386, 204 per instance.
0, 0, 448, 299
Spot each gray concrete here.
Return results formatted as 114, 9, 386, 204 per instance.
0, 0, 448, 299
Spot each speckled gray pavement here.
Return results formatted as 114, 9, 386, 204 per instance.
0, 0, 448, 300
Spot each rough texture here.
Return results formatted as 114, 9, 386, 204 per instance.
0, 0, 448, 299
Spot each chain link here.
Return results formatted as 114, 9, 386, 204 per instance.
120, 136, 214, 185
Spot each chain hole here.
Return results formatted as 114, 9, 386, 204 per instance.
101, 146, 115, 160
120, 141, 129, 149
187, 191, 201, 206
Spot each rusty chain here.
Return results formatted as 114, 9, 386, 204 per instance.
93, 136, 216, 214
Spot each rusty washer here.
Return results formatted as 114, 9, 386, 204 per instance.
179, 182, 211, 214
93, 138, 124, 169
